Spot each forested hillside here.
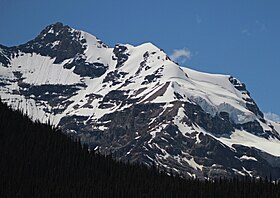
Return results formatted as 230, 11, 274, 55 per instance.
0, 100, 279, 198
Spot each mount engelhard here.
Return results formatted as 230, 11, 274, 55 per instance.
1, 22, 280, 179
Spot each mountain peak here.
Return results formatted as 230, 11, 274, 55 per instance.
43, 22, 66, 32
138, 42, 158, 49
12, 22, 86, 64
50, 22, 65, 29
1, 23, 280, 180
35, 22, 75, 41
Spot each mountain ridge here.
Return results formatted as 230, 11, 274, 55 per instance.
1, 22, 280, 179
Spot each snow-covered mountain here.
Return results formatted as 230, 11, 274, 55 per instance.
1, 22, 280, 179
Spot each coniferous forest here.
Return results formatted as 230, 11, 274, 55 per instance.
1, 100, 280, 198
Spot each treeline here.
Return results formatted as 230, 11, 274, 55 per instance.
0, 100, 280, 198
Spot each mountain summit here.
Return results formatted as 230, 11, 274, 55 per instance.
1, 22, 280, 179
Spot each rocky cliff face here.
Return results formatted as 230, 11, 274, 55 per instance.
1, 22, 280, 179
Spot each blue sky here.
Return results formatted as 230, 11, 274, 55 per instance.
1, 0, 279, 120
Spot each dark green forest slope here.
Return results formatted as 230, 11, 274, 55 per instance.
0, 100, 280, 198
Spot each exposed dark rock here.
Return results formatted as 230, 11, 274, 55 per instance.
85, 93, 102, 99
144, 82, 170, 102
64, 55, 108, 78
98, 103, 115, 109
244, 97, 264, 118
145, 66, 151, 70
0, 82, 10, 87
136, 51, 151, 75
12, 71, 24, 80
102, 90, 129, 103
142, 73, 162, 85
183, 102, 234, 135
235, 120, 264, 136
99, 103, 163, 131
229, 76, 247, 92
19, 84, 80, 98
102, 70, 129, 85
113, 44, 129, 68
174, 92, 184, 100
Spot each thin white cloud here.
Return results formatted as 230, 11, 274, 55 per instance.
196, 15, 202, 24
241, 20, 268, 36
264, 112, 280, 122
255, 20, 269, 32
170, 48, 192, 64
241, 29, 251, 36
